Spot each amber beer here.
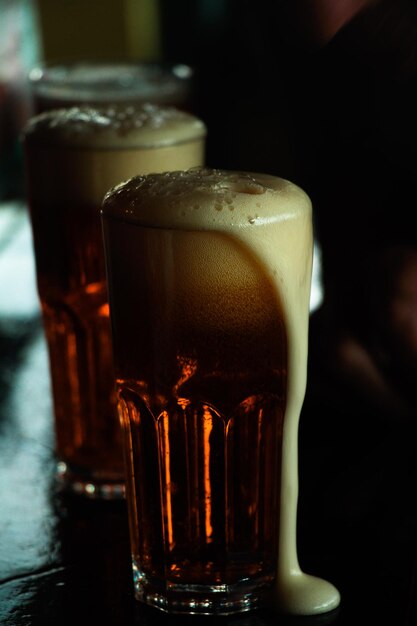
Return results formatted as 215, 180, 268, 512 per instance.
102, 168, 339, 614
23, 105, 206, 497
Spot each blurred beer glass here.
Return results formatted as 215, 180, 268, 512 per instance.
101, 168, 340, 614
23, 104, 206, 498
28, 61, 194, 114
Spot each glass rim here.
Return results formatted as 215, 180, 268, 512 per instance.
28, 59, 194, 103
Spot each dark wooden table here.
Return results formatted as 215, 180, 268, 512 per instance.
0, 203, 416, 625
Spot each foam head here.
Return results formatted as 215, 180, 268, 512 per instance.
102, 167, 313, 341
102, 167, 311, 231
23, 103, 206, 150
23, 105, 206, 206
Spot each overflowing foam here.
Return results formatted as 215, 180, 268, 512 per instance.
102, 167, 340, 614
103, 167, 312, 366
23, 103, 206, 150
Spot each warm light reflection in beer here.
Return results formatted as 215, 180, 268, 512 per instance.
98, 302, 110, 317
85, 281, 103, 295
253, 404, 263, 537
119, 396, 139, 537
161, 412, 174, 548
203, 406, 213, 543
67, 331, 82, 448
174, 356, 197, 394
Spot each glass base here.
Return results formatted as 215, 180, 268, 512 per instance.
55, 460, 125, 500
132, 561, 265, 616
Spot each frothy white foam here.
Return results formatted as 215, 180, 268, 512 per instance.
23, 103, 206, 150
23, 106, 206, 206
102, 168, 311, 230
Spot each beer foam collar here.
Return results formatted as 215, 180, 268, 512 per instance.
102, 168, 311, 230
23, 104, 206, 149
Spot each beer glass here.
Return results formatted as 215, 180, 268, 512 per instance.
23, 104, 206, 498
28, 61, 194, 114
101, 168, 340, 613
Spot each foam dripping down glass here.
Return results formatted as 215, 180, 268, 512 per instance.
101, 167, 341, 614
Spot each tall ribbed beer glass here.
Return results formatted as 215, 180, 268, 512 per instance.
23, 105, 206, 498
102, 168, 340, 613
